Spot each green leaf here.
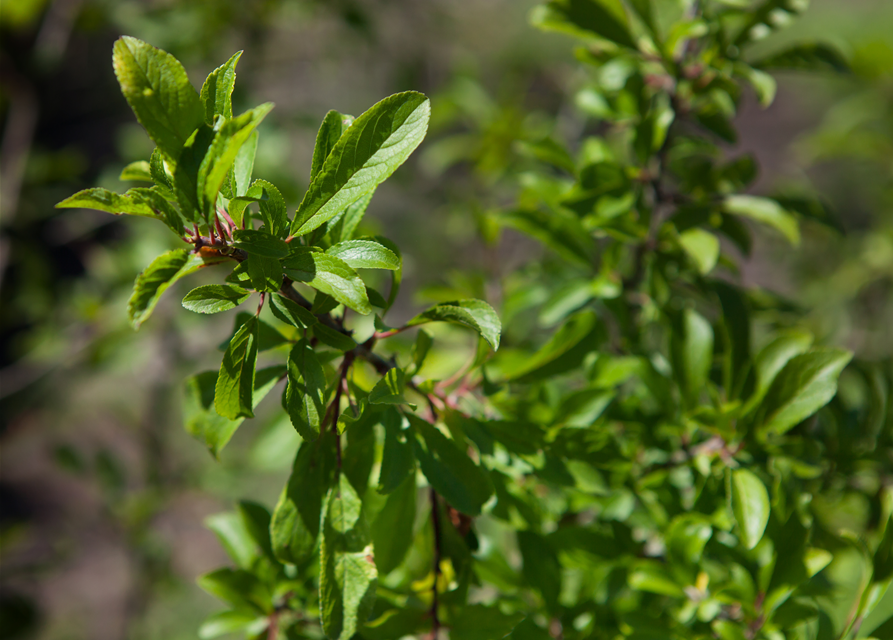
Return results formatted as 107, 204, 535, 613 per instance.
174, 124, 215, 222
56, 187, 155, 217
222, 313, 288, 352
326, 239, 401, 271
312, 323, 358, 352
197, 104, 274, 221
670, 308, 714, 408
119, 160, 152, 182
196, 568, 270, 614
128, 249, 223, 329
200, 51, 241, 125
112, 36, 204, 161
516, 137, 576, 174
198, 611, 266, 639
205, 512, 257, 569
518, 530, 561, 613
150, 148, 172, 188
757, 348, 852, 438
232, 228, 290, 258
311, 110, 354, 181
286, 341, 327, 439
712, 620, 749, 640
320, 474, 378, 640
378, 408, 415, 494
500, 311, 600, 382
215, 316, 259, 420
269, 294, 317, 329
753, 42, 849, 73
407, 299, 501, 350
628, 560, 685, 597
729, 468, 770, 550
723, 195, 800, 245
245, 254, 283, 292
410, 415, 493, 516
368, 368, 414, 407
232, 131, 257, 198
270, 439, 332, 565
182, 284, 251, 314
245, 179, 287, 237
327, 189, 375, 244
282, 249, 371, 315
127, 186, 186, 235
410, 329, 433, 374
736, 63, 777, 107
554, 387, 614, 428
183, 367, 283, 457
500, 207, 593, 267
449, 604, 525, 640
292, 91, 430, 236
371, 474, 417, 575
665, 514, 713, 565
235, 501, 274, 559
749, 331, 814, 407
530, 0, 637, 49
678, 228, 720, 275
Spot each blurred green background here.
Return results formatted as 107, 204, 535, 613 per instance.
3, 0, 893, 638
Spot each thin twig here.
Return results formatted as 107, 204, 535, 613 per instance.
429, 487, 442, 640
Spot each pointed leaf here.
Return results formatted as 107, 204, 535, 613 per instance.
245, 179, 287, 237
56, 187, 155, 217
530, 0, 637, 49
198, 104, 274, 221
282, 249, 371, 315
232, 130, 257, 198
724, 195, 800, 245
328, 189, 375, 244
215, 316, 259, 419
730, 468, 770, 550
410, 416, 493, 516
233, 228, 289, 258
119, 160, 152, 182
182, 284, 251, 314
200, 51, 241, 125
312, 324, 358, 352
678, 228, 720, 275
245, 254, 283, 292
269, 294, 317, 329
748, 331, 814, 409
270, 439, 333, 565
286, 341, 327, 439
753, 42, 849, 73
378, 408, 415, 494
320, 475, 378, 640
292, 92, 430, 236
370, 474, 416, 575
326, 239, 400, 271
112, 36, 203, 161
128, 249, 223, 329
368, 368, 413, 407
174, 124, 215, 222
311, 110, 354, 181
757, 348, 852, 438
184, 367, 282, 457
407, 299, 501, 350
670, 308, 714, 407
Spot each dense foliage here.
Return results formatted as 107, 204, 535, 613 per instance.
51, 1, 893, 639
